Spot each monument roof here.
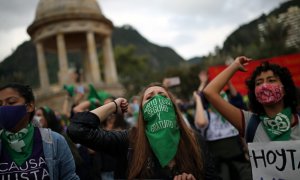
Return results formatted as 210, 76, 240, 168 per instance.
35, 0, 103, 21
27, 0, 113, 36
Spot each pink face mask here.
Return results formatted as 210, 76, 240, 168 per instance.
255, 83, 284, 105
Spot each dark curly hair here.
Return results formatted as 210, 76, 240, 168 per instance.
246, 61, 297, 115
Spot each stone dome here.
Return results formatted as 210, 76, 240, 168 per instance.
34, 0, 103, 21
28, 0, 113, 37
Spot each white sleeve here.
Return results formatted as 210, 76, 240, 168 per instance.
241, 110, 254, 136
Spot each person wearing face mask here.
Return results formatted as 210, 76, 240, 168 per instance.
0, 83, 79, 180
203, 56, 299, 143
67, 82, 219, 180
125, 96, 140, 127
34, 106, 63, 133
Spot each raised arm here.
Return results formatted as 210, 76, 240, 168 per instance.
203, 56, 251, 132
194, 71, 209, 128
67, 97, 129, 156
73, 100, 91, 113
62, 94, 72, 118
197, 71, 208, 92
91, 97, 128, 122
193, 91, 208, 128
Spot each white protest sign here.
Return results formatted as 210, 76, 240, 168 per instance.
248, 141, 300, 180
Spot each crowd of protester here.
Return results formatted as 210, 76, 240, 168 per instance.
0, 56, 299, 179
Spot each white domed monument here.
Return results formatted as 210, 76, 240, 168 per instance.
27, 0, 122, 108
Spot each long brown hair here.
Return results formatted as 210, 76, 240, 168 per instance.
128, 82, 204, 179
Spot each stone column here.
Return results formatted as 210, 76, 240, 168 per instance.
86, 31, 101, 83
56, 33, 69, 85
36, 42, 50, 91
103, 36, 118, 84
83, 50, 92, 83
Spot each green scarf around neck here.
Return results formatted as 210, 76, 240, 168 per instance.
143, 94, 180, 167
259, 107, 292, 141
1, 123, 34, 166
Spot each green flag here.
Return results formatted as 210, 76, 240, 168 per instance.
97, 91, 113, 105
88, 84, 113, 106
63, 84, 75, 97
88, 84, 101, 101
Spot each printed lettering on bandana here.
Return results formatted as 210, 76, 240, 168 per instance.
143, 97, 176, 133
143, 95, 180, 167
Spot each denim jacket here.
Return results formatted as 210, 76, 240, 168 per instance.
40, 128, 79, 180
0, 128, 79, 180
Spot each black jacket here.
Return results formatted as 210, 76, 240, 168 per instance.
67, 111, 220, 179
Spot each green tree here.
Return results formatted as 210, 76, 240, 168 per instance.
111, 45, 156, 97
163, 63, 207, 100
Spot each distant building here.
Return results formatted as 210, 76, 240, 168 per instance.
258, 6, 300, 48
279, 6, 300, 48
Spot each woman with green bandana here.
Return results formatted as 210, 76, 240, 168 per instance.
0, 83, 79, 180
68, 82, 218, 179
203, 56, 299, 143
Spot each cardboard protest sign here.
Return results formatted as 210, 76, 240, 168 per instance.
163, 77, 181, 87
248, 141, 300, 180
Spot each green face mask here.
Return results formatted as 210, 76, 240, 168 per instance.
143, 94, 180, 167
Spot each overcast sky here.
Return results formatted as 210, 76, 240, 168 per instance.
0, 0, 288, 62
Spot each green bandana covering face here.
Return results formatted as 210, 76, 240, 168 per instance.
143, 94, 180, 167
259, 107, 292, 141
1, 123, 34, 166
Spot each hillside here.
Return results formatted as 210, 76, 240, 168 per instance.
0, 41, 40, 87
222, 0, 300, 59
112, 25, 184, 69
0, 26, 184, 87
184, 0, 300, 66
1, 0, 299, 88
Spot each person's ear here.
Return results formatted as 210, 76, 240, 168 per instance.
26, 103, 35, 113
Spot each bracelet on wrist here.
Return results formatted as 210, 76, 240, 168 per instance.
113, 101, 118, 114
